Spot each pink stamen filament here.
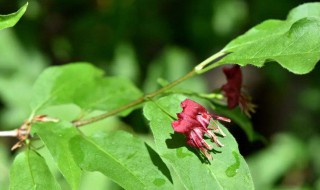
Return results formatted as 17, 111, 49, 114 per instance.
211, 114, 231, 123
207, 130, 224, 147
210, 119, 226, 137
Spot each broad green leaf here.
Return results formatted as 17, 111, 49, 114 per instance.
79, 171, 123, 190
214, 2, 320, 74
70, 130, 173, 190
30, 63, 142, 116
79, 111, 129, 136
0, 3, 28, 31
287, 3, 320, 22
32, 121, 82, 190
9, 149, 61, 190
39, 104, 81, 122
143, 95, 254, 190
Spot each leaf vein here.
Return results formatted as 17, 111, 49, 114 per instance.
86, 137, 146, 189
26, 150, 37, 189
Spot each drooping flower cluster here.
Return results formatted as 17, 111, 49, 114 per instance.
171, 99, 230, 159
221, 65, 255, 117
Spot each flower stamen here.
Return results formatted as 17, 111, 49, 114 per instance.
171, 98, 230, 159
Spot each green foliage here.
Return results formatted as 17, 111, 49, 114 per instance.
30, 63, 142, 116
287, 3, 320, 21
0, 29, 47, 129
213, 2, 320, 74
143, 95, 254, 190
32, 122, 82, 190
10, 149, 61, 190
143, 47, 207, 93
3, 2, 320, 190
0, 3, 28, 31
0, 144, 10, 189
70, 130, 173, 190
247, 134, 307, 190
79, 172, 122, 190
110, 43, 140, 83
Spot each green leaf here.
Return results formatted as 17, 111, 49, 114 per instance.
9, 149, 61, 190
70, 130, 173, 190
0, 3, 28, 31
287, 3, 320, 22
143, 95, 254, 190
79, 171, 123, 190
32, 121, 82, 190
30, 63, 142, 116
214, 2, 320, 74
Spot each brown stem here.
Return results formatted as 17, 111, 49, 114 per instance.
73, 69, 196, 127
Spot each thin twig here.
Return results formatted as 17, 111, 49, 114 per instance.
0, 129, 18, 137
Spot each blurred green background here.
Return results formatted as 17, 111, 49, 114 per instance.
0, 0, 319, 189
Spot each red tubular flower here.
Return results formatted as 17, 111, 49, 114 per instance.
171, 99, 230, 159
221, 65, 255, 117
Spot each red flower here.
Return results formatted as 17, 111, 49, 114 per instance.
171, 99, 230, 159
221, 65, 255, 116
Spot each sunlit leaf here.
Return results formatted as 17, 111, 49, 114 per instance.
9, 149, 61, 190
32, 121, 82, 190
30, 63, 142, 116
0, 3, 28, 31
79, 171, 123, 190
214, 2, 320, 74
70, 131, 173, 190
143, 94, 254, 190
287, 3, 320, 22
